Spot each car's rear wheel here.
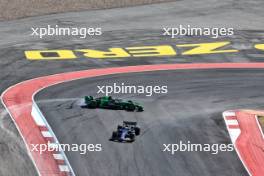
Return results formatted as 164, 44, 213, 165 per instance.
129, 133, 135, 142
117, 125, 122, 130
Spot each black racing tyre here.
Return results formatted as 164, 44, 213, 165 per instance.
135, 127, 140, 136
125, 104, 136, 111
88, 100, 97, 108
129, 133, 135, 142
112, 131, 118, 139
136, 106, 144, 112
117, 125, 122, 130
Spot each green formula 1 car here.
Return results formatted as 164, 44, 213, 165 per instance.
83, 96, 144, 112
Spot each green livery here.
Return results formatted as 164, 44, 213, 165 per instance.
84, 96, 143, 112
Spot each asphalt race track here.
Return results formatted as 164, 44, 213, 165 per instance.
0, 0, 264, 175
34, 69, 264, 176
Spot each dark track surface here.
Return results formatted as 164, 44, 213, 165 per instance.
0, 0, 264, 175
35, 69, 264, 176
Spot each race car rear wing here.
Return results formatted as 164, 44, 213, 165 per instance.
123, 121, 137, 126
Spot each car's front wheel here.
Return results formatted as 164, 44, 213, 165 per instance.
135, 127, 141, 136
111, 131, 118, 140
136, 106, 143, 112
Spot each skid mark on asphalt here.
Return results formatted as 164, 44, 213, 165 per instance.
0, 108, 18, 138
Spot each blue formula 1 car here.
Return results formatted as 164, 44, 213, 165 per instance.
110, 121, 141, 143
